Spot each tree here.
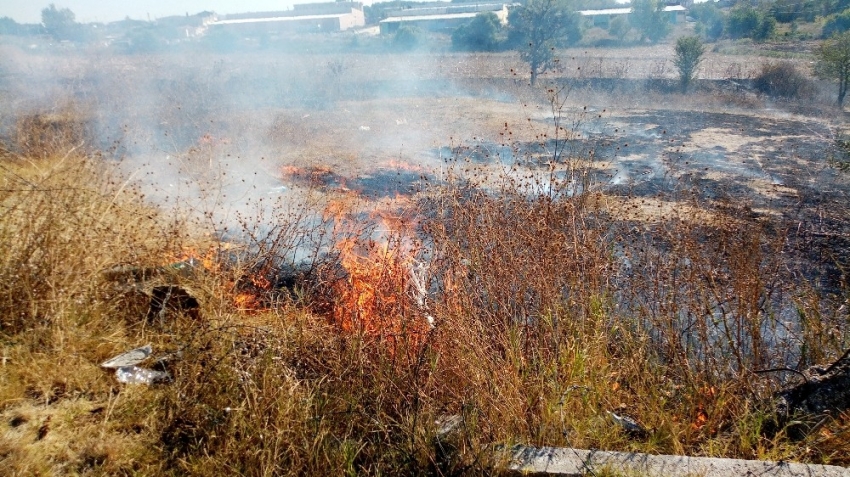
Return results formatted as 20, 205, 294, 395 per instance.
674, 36, 705, 93
690, 3, 724, 41
725, 4, 775, 41
0, 17, 25, 36
630, 0, 671, 43
769, 0, 823, 23
201, 27, 239, 53
608, 16, 631, 44
41, 4, 78, 41
754, 15, 776, 41
393, 25, 421, 51
823, 8, 850, 38
452, 12, 501, 51
816, 31, 850, 106
123, 27, 163, 54
508, 0, 582, 85
727, 5, 760, 39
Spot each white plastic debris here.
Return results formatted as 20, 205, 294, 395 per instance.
115, 365, 170, 385
607, 411, 649, 437
101, 345, 152, 368
435, 414, 463, 438
359, 125, 370, 131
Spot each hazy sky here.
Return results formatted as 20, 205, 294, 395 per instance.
0, 1, 377, 24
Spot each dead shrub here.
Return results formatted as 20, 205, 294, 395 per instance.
753, 61, 816, 100
12, 104, 93, 158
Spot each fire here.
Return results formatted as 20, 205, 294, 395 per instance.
168, 246, 220, 272
233, 291, 262, 311
323, 196, 431, 348
232, 266, 276, 313
166, 244, 273, 313
379, 158, 426, 172
279, 164, 344, 189
331, 237, 411, 333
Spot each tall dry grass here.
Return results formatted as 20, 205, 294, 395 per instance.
0, 149, 183, 474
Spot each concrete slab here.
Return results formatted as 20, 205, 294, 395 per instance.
505, 445, 850, 477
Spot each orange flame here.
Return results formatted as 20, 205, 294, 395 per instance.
167, 246, 221, 273
379, 158, 426, 172
279, 164, 339, 188
232, 268, 275, 313
166, 245, 273, 313
323, 197, 431, 349
233, 292, 263, 311
332, 237, 411, 333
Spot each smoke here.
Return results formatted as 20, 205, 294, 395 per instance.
0, 35, 521, 255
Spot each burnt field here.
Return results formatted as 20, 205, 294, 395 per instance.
2, 44, 850, 473
454, 106, 849, 288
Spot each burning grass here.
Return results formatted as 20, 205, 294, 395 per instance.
1, 95, 849, 475
1, 149, 849, 476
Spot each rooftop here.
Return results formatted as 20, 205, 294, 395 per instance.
211, 13, 349, 25
380, 12, 481, 23
579, 5, 686, 15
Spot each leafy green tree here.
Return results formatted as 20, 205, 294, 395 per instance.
769, 0, 821, 23
630, 0, 670, 43
816, 31, 850, 106
674, 36, 705, 93
754, 15, 776, 41
452, 12, 501, 51
0, 17, 25, 36
508, 0, 582, 85
364, 1, 420, 25
201, 27, 239, 53
393, 25, 421, 51
823, 8, 850, 38
690, 3, 725, 41
41, 4, 79, 41
727, 5, 759, 39
726, 5, 774, 41
608, 15, 631, 44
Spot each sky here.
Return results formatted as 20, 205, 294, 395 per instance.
0, 1, 374, 24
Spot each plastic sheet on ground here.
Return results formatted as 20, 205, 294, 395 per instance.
100, 345, 152, 368
115, 365, 170, 385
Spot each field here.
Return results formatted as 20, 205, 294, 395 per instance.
1, 37, 849, 475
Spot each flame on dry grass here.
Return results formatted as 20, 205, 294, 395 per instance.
168, 246, 220, 272
332, 237, 410, 333
280, 164, 344, 189
323, 196, 430, 348
233, 271, 275, 313
168, 244, 273, 313
379, 158, 425, 173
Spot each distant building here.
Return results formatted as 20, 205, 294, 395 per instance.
207, 2, 365, 34
578, 5, 686, 28
687, 0, 730, 6
378, 3, 510, 35
156, 11, 217, 38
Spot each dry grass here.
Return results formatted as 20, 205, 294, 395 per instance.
0, 46, 848, 476
0, 151, 182, 475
